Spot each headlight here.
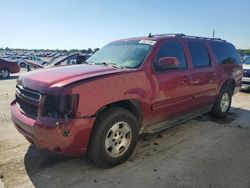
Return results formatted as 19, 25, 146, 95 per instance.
42, 94, 79, 119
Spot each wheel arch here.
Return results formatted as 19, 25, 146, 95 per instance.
95, 99, 143, 127
219, 79, 235, 95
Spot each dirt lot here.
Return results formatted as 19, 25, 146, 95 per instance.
0, 70, 250, 188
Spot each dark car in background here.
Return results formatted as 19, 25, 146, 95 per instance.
0, 58, 20, 79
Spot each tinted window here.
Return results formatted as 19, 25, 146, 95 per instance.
154, 41, 187, 71
188, 41, 210, 68
210, 42, 241, 64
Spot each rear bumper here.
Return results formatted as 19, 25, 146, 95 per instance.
10, 100, 95, 156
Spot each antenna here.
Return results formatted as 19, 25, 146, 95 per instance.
213, 30, 215, 38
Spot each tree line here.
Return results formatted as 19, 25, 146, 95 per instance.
238, 49, 250, 55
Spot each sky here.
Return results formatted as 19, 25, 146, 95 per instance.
0, 0, 250, 50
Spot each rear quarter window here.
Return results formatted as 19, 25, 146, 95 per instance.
210, 42, 241, 64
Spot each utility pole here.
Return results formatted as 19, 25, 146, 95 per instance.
213, 30, 215, 38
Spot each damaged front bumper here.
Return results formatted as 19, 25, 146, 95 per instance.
10, 100, 95, 156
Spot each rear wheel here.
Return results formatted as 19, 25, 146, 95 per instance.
0, 69, 10, 79
211, 86, 232, 118
88, 107, 139, 168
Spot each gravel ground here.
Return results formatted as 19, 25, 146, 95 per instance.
0, 70, 250, 188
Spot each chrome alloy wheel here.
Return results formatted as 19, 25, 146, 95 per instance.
220, 92, 230, 112
105, 121, 132, 158
0, 69, 9, 78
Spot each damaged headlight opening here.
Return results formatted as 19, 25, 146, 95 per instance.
43, 94, 79, 119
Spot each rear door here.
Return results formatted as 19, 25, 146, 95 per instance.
187, 40, 218, 108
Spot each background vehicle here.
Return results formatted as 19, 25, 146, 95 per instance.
44, 53, 89, 67
242, 57, 250, 86
10, 34, 242, 168
25, 53, 90, 71
0, 58, 20, 79
5, 56, 27, 67
242, 55, 250, 61
25, 56, 47, 66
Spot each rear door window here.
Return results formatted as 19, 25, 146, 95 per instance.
188, 41, 210, 68
210, 42, 241, 64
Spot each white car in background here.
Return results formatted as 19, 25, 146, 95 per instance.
25, 56, 47, 66
242, 55, 250, 60
6, 56, 27, 67
242, 57, 250, 86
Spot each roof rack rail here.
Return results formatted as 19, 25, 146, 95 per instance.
182, 35, 226, 42
148, 33, 185, 38
148, 33, 226, 42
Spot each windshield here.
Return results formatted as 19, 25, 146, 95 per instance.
86, 40, 153, 68
243, 57, 250, 65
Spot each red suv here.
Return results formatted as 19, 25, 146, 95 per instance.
10, 34, 242, 168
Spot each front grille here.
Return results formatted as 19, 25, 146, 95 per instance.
16, 97, 38, 118
16, 84, 41, 102
16, 84, 40, 118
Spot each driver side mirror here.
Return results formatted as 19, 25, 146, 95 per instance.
157, 57, 179, 70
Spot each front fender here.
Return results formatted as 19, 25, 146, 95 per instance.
69, 71, 149, 117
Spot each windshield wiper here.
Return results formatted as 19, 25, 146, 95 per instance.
95, 62, 124, 69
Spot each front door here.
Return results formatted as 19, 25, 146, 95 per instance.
149, 40, 194, 124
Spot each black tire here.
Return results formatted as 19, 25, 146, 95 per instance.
88, 107, 139, 168
0, 69, 10, 79
211, 86, 232, 118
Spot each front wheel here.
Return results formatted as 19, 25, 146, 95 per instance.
0, 69, 10, 79
88, 107, 139, 168
211, 86, 232, 118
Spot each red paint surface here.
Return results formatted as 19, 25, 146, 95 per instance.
0, 58, 20, 74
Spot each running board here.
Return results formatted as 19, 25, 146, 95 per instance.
141, 104, 213, 134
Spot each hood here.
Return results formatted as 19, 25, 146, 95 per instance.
24, 59, 44, 68
18, 64, 127, 93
